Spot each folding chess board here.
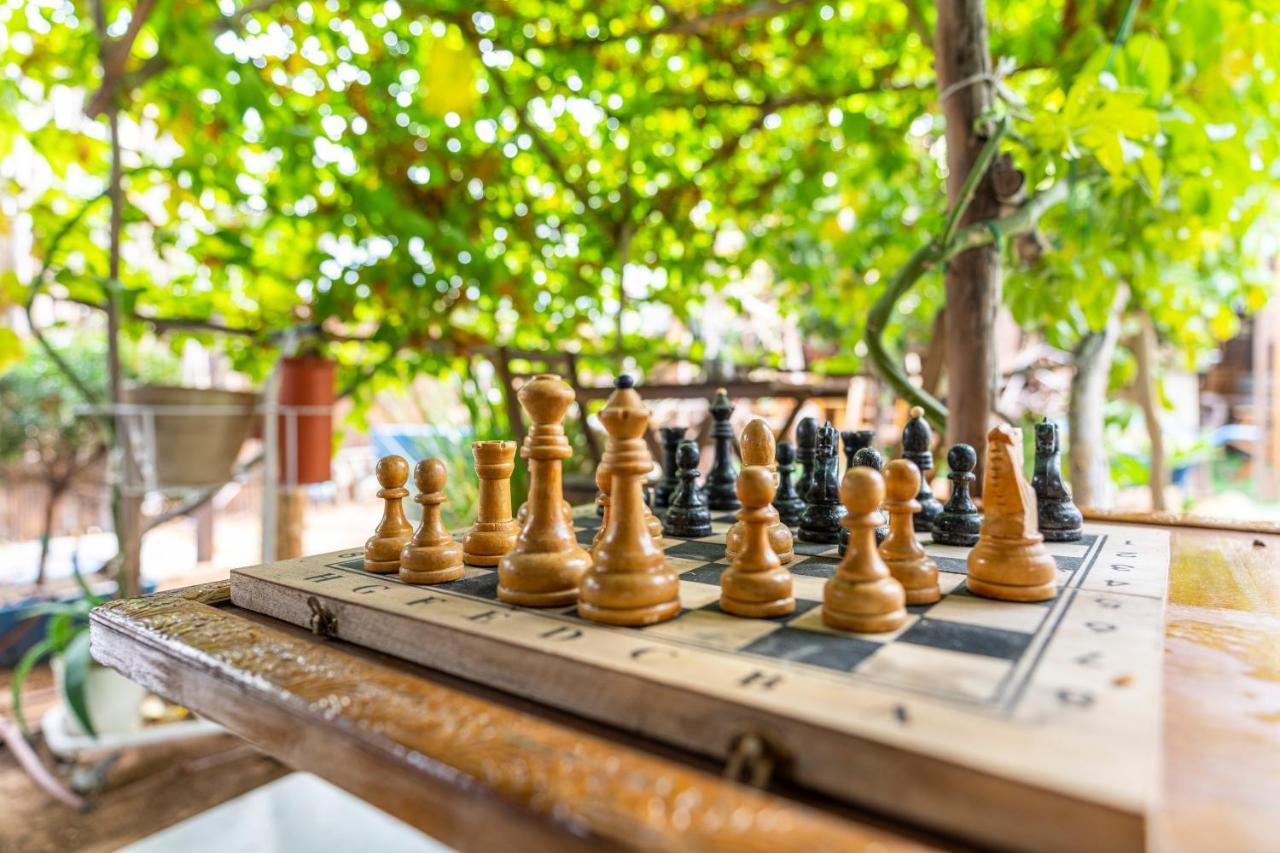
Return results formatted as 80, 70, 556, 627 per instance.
230, 511, 1169, 852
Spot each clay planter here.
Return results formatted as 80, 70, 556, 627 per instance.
121, 385, 258, 489
277, 355, 335, 485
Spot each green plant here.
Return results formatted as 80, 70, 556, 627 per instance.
9, 564, 105, 739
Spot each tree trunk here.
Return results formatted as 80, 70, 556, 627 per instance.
35, 483, 64, 586
936, 0, 1001, 494
1132, 311, 1167, 510
1069, 286, 1128, 508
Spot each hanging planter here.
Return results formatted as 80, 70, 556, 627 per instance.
277, 355, 335, 485
120, 385, 258, 489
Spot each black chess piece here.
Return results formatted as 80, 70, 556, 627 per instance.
794, 417, 818, 509
901, 406, 944, 532
1032, 419, 1083, 542
799, 423, 845, 544
841, 429, 875, 471
772, 441, 805, 528
839, 446, 888, 555
654, 425, 687, 509
663, 440, 713, 538
704, 388, 739, 511
932, 444, 983, 546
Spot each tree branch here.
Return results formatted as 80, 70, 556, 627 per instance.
567, 0, 821, 45
864, 176, 1075, 428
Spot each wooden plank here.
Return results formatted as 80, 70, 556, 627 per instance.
575, 380, 853, 403
1083, 508, 1280, 537
1156, 524, 1280, 852
88, 523, 1280, 853
89, 583, 916, 853
228, 520, 1170, 853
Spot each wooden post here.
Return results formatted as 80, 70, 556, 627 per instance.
935, 0, 1001, 494
275, 486, 306, 561
1069, 287, 1128, 509
195, 501, 214, 563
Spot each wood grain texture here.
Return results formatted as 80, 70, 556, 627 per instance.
1083, 507, 1280, 537
1155, 525, 1280, 852
89, 522, 1280, 853
90, 585, 917, 853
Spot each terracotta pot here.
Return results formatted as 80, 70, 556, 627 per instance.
277, 356, 335, 485
121, 385, 257, 488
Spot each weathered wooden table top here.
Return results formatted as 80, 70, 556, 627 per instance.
89, 516, 1280, 852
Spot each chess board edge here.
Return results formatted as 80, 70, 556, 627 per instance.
229, 567, 1145, 852
230, 520, 1169, 853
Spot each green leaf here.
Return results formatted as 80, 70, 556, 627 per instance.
61, 629, 97, 738
10, 637, 55, 738
1139, 149, 1163, 203
0, 327, 23, 372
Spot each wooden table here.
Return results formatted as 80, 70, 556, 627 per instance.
89, 518, 1280, 852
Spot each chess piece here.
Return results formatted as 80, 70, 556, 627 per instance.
878, 459, 941, 604
593, 378, 665, 553
364, 455, 413, 573
772, 441, 805, 528
704, 388, 739, 511
497, 374, 592, 607
517, 498, 573, 528
725, 419, 794, 564
839, 447, 889, 555
794, 417, 819, 510
901, 406, 944, 532
462, 440, 519, 566
580, 376, 680, 625
1032, 419, 1083, 542
663, 441, 712, 537
400, 458, 465, 583
721, 466, 795, 618
932, 443, 983, 546
798, 423, 845, 543
654, 425, 687, 509
968, 424, 1059, 602
841, 429, 875, 471
823, 466, 907, 633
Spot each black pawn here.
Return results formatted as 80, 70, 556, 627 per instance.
841, 429, 875, 471
704, 388, 739, 511
654, 425, 687, 510
772, 441, 805, 527
1032, 419, 1083, 542
932, 444, 983, 546
798, 423, 845, 544
902, 406, 944, 532
794, 417, 819, 509
839, 446, 889, 555
663, 440, 712, 538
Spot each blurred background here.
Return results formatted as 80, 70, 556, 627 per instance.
1, 0, 1278, 849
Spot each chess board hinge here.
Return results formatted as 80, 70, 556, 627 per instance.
723, 730, 783, 790
307, 596, 338, 638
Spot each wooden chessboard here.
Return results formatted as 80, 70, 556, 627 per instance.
230, 510, 1169, 852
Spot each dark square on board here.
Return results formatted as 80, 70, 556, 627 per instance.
741, 627, 881, 672
898, 619, 1033, 661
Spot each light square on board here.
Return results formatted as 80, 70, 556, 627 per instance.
641, 606, 781, 647
677, 579, 722, 609
785, 605, 920, 643
923, 591, 1052, 634
853, 640, 1014, 703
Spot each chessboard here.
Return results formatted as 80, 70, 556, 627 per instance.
230, 511, 1169, 852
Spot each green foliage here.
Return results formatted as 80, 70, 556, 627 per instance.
1, 0, 1276, 409
10, 564, 105, 738
0, 333, 180, 466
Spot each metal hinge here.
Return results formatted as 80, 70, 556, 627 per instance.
307, 596, 337, 638
724, 732, 778, 789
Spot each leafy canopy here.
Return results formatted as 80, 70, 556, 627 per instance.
1, 0, 1277, 402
